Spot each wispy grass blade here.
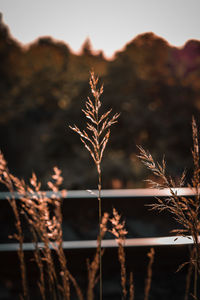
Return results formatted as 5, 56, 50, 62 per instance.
138, 117, 200, 298
70, 71, 119, 300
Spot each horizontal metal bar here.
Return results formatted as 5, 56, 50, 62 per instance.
0, 187, 198, 200
0, 236, 196, 252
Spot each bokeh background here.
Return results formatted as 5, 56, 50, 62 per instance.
0, 0, 200, 190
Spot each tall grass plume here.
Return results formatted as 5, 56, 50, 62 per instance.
70, 71, 119, 300
138, 117, 200, 298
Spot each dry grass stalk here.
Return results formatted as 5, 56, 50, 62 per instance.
19, 170, 74, 300
0, 152, 29, 300
47, 169, 72, 300
17, 172, 61, 300
144, 248, 155, 300
129, 272, 134, 300
70, 71, 119, 300
30, 226, 46, 300
0, 151, 84, 300
184, 247, 196, 300
110, 208, 128, 300
138, 117, 200, 298
87, 212, 109, 300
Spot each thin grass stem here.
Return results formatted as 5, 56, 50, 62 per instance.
98, 171, 102, 300
70, 72, 119, 300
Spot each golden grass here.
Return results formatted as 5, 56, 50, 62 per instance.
0, 152, 155, 300
138, 116, 200, 299
0, 154, 73, 300
109, 208, 128, 300
70, 71, 119, 300
144, 248, 155, 300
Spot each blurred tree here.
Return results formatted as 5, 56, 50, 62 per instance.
103, 33, 200, 187
81, 37, 93, 56
0, 16, 200, 189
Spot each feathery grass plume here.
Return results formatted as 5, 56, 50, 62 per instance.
8, 171, 62, 300
70, 71, 120, 300
0, 151, 29, 300
0, 151, 80, 300
138, 117, 200, 298
87, 212, 109, 300
17, 172, 61, 300
18, 169, 77, 300
47, 168, 72, 300
110, 208, 128, 300
144, 248, 155, 300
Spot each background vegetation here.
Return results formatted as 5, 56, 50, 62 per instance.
0, 17, 200, 190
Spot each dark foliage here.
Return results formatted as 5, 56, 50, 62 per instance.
0, 18, 200, 190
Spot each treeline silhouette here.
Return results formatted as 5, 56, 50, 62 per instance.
0, 17, 200, 189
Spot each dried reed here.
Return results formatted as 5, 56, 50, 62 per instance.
87, 212, 109, 300
144, 248, 155, 300
138, 117, 200, 298
70, 71, 119, 300
110, 208, 128, 300
0, 151, 85, 300
184, 247, 196, 300
0, 152, 29, 300
129, 272, 134, 300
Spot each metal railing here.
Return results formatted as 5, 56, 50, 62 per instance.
0, 236, 195, 252
0, 187, 198, 252
0, 187, 197, 200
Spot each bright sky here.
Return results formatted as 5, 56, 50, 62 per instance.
0, 0, 200, 58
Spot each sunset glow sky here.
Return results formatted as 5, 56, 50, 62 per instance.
0, 0, 200, 58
